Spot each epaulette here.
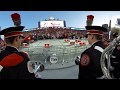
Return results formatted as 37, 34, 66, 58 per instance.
0, 53, 24, 67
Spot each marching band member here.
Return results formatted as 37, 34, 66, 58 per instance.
0, 13, 43, 79
78, 26, 107, 79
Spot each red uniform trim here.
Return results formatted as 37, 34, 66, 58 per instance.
0, 53, 24, 67
87, 30, 103, 35
80, 54, 90, 66
4, 31, 23, 38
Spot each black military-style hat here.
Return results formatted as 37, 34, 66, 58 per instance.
85, 26, 107, 35
0, 26, 25, 38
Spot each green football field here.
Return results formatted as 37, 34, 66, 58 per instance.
20, 39, 90, 69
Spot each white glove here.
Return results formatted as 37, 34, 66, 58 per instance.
0, 65, 3, 72
35, 72, 42, 79
27, 61, 34, 73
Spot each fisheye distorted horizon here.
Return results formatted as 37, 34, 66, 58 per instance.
0, 11, 120, 30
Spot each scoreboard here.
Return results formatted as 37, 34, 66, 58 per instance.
40, 21, 65, 28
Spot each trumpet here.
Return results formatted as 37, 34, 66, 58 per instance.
100, 35, 120, 79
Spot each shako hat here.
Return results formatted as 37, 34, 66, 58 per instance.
0, 26, 25, 38
85, 26, 107, 35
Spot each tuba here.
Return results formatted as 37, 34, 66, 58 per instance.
100, 27, 120, 79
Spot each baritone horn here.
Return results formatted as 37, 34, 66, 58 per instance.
100, 35, 120, 79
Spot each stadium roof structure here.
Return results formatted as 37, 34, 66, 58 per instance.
23, 29, 29, 31
43, 17, 62, 21
70, 27, 86, 30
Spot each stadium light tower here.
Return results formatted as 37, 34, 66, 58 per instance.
110, 16, 120, 27
108, 16, 120, 40
115, 18, 120, 26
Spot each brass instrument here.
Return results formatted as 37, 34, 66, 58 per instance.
100, 17, 120, 79
100, 34, 120, 79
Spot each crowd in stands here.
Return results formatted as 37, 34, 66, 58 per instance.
22, 27, 87, 44
0, 38, 6, 52
0, 27, 109, 51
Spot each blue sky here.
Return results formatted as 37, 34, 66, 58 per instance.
1, 11, 120, 30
